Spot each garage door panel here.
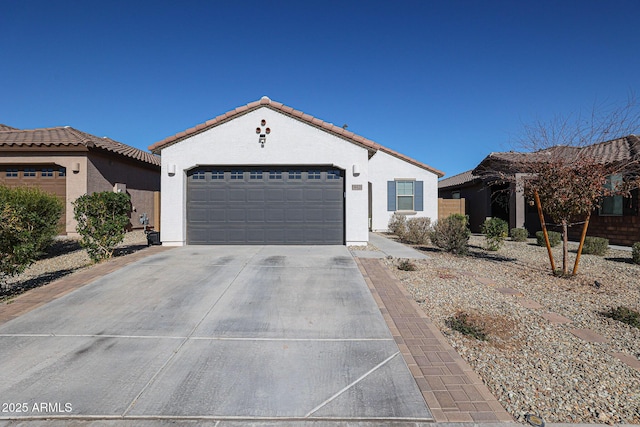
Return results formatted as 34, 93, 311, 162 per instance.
187, 167, 343, 245
228, 189, 247, 202
247, 189, 265, 202
246, 209, 265, 222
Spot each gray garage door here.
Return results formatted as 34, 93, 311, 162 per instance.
187, 166, 344, 244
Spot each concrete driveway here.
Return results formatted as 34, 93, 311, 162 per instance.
0, 246, 432, 424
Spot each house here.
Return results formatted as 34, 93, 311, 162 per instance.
440, 135, 640, 245
0, 125, 161, 235
438, 170, 507, 233
149, 96, 444, 246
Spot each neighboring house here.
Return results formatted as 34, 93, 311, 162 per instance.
438, 170, 511, 233
0, 125, 161, 235
149, 96, 444, 246
440, 135, 640, 245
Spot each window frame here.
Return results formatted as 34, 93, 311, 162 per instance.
600, 174, 624, 216
396, 180, 415, 211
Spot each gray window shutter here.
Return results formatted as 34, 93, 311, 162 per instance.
387, 181, 396, 211
415, 181, 424, 211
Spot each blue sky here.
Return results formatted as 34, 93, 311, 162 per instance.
2, 0, 639, 177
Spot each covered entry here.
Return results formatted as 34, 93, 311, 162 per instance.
186, 166, 344, 244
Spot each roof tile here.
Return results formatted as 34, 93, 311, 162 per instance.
0, 126, 160, 166
148, 97, 444, 176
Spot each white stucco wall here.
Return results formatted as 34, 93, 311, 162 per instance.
159, 107, 370, 245
368, 150, 439, 231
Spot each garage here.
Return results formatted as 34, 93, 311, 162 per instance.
186, 166, 344, 244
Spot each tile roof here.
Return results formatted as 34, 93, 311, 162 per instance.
0, 124, 19, 131
438, 170, 479, 189
149, 96, 444, 177
0, 126, 160, 167
474, 135, 640, 175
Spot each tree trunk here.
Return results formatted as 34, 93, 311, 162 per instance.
533, 190, 556, 273
572, 213, 591, 276
562, 220, 569, 276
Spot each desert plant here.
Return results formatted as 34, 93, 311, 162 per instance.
510, 227, 528, 242
446, 311, 488, 341
0, 186, 63, 284
388, 212, 407, 237
601, 306, 640, 329
581, 236, 609, 256
632, 242, 640, 265
536, 230, 561, 247
397, 259, 417, 271
430, 214, 470, 255
482, 217, 508, 251
73, 191, 131, 262
403, 217, 432, 245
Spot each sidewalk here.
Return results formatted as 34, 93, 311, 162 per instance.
351, 232, 428, 259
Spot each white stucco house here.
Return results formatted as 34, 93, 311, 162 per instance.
149, 97, 444, 246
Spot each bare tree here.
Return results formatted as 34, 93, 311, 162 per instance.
476, 94, 640, 275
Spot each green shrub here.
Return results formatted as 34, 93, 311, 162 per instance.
510, 227, 528, 242
430, 214, 470, 255
632, 243, 640, 265
536, 230, 561, 247
388, 212, 407, 237
481, 217, 508, 251
581, 236, 609, 256
601, 306, 640, 329
446, 311, 488, 341
73, 192, 131, 262
403, 217, 432, 245
0, 186, 63, 283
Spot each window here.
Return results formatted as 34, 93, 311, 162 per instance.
396, 181, 415, 210
192, 171, 205, 180
452, 191, 461, 199
58, 168, 66, 177
42, 168, 54, 177
308, 170, 321, 180
231, 170, 244, 180
269, 170, 282, 179
6, 168, 18, 178
288, 170, 301, 180
211, 171, 224, 180
250, 170, 263, 180
600, 174, 623, 216
327, 170, 341, 180
24, 168, 36, 177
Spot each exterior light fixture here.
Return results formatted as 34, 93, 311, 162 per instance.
168, 164, 176, 176
256, 119, 269, 148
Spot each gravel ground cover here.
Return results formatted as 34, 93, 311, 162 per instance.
1, 230, 148, 301
386, 234, 640, 424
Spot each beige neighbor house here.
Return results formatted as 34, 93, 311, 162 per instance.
0, 124, 161, 236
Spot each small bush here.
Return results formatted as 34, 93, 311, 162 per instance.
482, 217, 508, 251
601, 306, 640, 329
446, 311, 488, 341
0, 186, 63, 283
388, 212, 407, 237
510, 227, 528, 242
632, 242, 640, 265
403, 217, 432, 245
430, 214, 470, 255
536, 230, 561, 247
73, 191, 131, 262
581, 236, 608, 256
397, 259, 417, 271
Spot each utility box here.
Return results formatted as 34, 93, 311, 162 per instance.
146, 231, 161, 246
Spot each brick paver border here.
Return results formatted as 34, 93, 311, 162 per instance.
356, 258, 513, 423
